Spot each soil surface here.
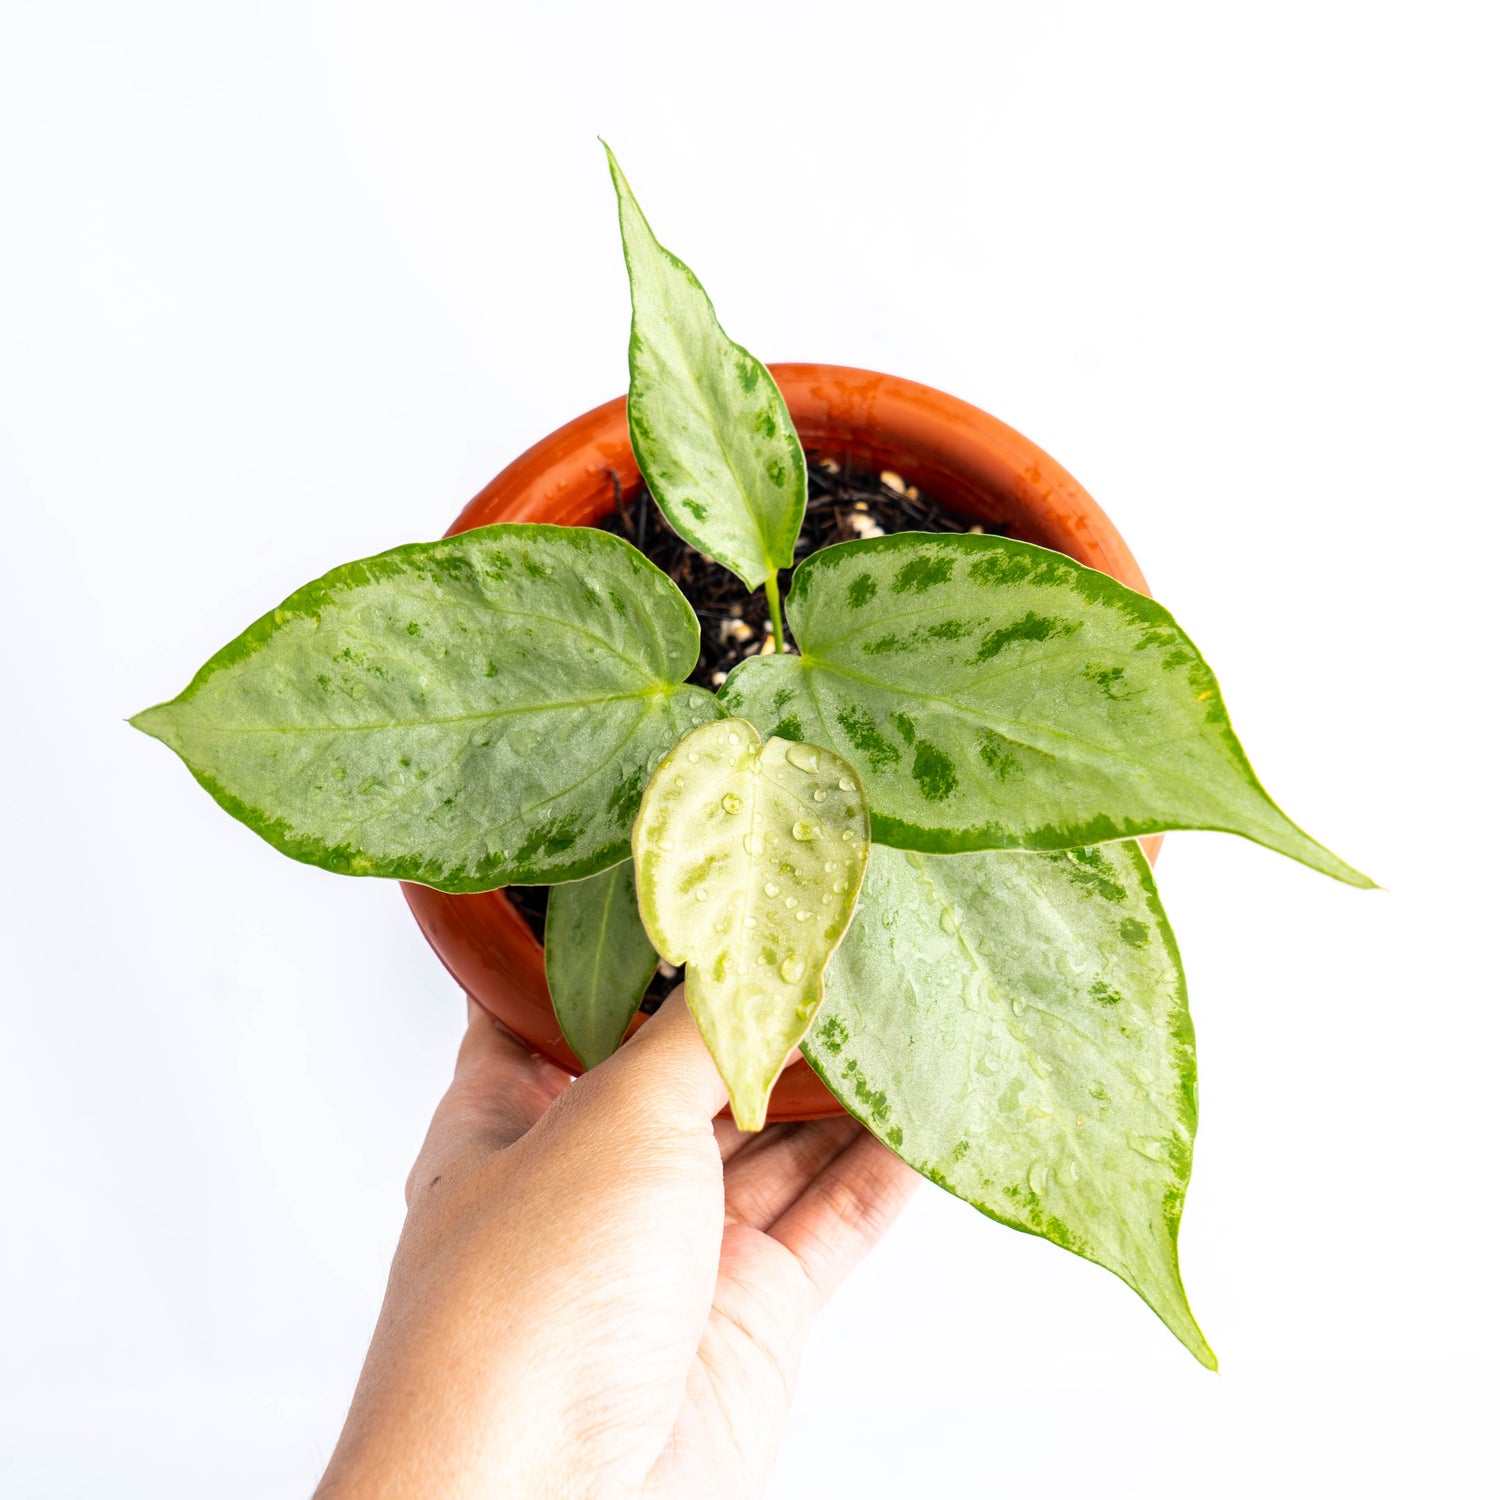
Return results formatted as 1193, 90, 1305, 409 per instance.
508, 458, 1007, 1011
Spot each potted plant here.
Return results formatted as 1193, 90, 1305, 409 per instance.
132, 147, 1371, 1369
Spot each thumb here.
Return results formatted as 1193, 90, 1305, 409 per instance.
570, 987, 729, 1131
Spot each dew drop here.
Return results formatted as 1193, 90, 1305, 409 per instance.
824, 861, 836, 872
786, 743, 820, 773
694, 889, 708, 903
673, 775, 684, 788
779, 955, 806, 983
838, 776, 856, 792
687, 752, 700, 763
764, 881, 779, 897
659, 838, 675, 851
785, 896, 797, 908
842, 830, 855, 843
833, 879, 848, 892
812, 788, 828, 803
792, 820, 821, 841
1127, 1133, 1170, 1164
796, 910, 811, 922
821, 893, 834, 905
743, 832, 765, 856
753, 811, 764, 825
1068, 1160, 1081, 1183
727, 730, 741, 746
721, 792, 743, 815
1028, 1161, 1049, 1195
745, 915, 758, 928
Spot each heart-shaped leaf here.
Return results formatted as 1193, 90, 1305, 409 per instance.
132, 525, 720, 891
632, 718, 870, 1130
804, 840, 1215, 1367
605, 144, 806, 599
721, 532, 1369, 886
544, 861, 660, 1069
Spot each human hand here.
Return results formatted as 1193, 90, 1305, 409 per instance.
316, 990, 917, 1499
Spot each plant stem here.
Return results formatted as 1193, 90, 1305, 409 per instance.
764, 573, 786, 653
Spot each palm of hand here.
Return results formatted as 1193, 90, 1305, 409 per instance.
320, 994, 914, 1500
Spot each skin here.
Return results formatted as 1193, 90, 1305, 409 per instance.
316, 991, 917, 1498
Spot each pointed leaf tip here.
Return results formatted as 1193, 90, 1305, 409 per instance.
804, 840, 1217, 1365
606, 150, 806, 595
720, 532, 1370, 889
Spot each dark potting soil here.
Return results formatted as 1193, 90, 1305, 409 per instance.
508, 458, 1009, 1012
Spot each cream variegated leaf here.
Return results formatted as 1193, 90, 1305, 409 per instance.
632, 718, 870, 1129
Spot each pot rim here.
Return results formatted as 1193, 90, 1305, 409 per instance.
404, 362, 1151, 1121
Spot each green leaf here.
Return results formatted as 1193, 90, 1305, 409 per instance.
545, 862, 660, 1069
632, 718, 870, 1130
803, 840, 1216, 1367
720, 533, 1370, 887
132, 524, 721, 891
605, 143, 807, 595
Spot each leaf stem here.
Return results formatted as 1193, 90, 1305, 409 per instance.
765, 572, 786, 653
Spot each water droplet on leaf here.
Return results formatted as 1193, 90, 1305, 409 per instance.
721, 793, 743, 814
786, 743, 820, 773
792, 820, 820, 841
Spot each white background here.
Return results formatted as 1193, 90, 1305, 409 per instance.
2, 3, 1496, 1495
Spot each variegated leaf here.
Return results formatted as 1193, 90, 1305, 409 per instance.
633, 719, 869, 1129
721, 532, 1369, 886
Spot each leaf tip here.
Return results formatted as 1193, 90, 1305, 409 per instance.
128, 702, 175, 746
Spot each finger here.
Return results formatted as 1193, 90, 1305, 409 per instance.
573, 987, 728, 1131
766, 1133, 919, 1306
408, 999, 572, 1200
722, 1117, 865, 1230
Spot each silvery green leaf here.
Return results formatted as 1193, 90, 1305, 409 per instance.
605, 144, 806, 594
545, 862, 659, 1069
721, 532, 1369, 886
633, 719, 870, 1130
804, 840, 1215, 1367
132, 525, 720, 891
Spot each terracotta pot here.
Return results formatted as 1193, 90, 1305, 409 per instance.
403, 363, 1154, 1122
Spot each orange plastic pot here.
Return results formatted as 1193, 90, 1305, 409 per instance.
403, 364, 1154, 1122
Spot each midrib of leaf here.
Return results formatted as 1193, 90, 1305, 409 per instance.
800, 652, 1250, 779
171, 686, 677, 737
635, 289, 781, 580
798, 655, 1073, 761
331, 700, 659, 851
585, 866, 624, 1009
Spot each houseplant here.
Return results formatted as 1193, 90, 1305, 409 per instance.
132, 147, 1371, 1367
